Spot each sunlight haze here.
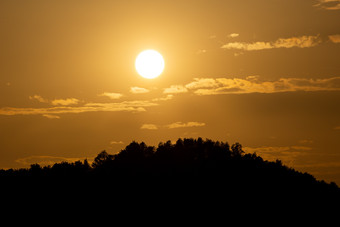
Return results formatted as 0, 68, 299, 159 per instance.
0, 0, 340, 185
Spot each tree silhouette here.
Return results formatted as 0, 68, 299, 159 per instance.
0, 138, 339, 199
231, 142, 244, 157
92, 150, 114, 169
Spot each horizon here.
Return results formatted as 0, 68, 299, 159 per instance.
1, 0, 340, 185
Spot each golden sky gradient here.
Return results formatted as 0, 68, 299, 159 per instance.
1, 0, 340, 184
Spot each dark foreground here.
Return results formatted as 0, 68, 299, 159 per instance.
1, 138, 339, 207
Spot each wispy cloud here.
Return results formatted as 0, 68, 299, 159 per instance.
29, 95, 80, 106
244, 145, 312, 166
228, 33, 239, 38
98, 92, 123, 99
15, 155, 92, 167
51, 98, 79, 106
84, 100, 157, 111
140, 121, 206, 130
110, 141, 124, 145
185, 78, 220, 90
29, 95, 48, 103
152, 94, 174, 102
196, 49, 207, 55
334, 126, 340, 130
314, 0, 340, 10
166, 121, 206, 129
0, 100, 158, 117
221, 35, 321, 51
299, 139, 314, 144
329, 34, 340, 43
140, 124, 158, 130
184, 76, 340, 95
130, 87, 150, 94
163, 85, 188, 94
42, 114, 60, 119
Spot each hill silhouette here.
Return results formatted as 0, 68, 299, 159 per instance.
1, 138, 339, 200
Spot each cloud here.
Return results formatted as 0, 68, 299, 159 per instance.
84, 100, 157, 112
299, 139, 314, 144
140, 124, 158, 130
244, 145, 312, 166
290, 146, 313, 151
29, 95, 79, 106
228, 33, 239, 38
42, 114, 60, 119
130, 87, 150, 94
184, 76, 340, 95
29, 95, 48, 103
295, 160, 340, 168
334, 126, 340, 130
163, 85, 188, 94
221, 35, 321, 51
0, 100, 158, 117
152, 94, 174, 102
51, 98, 79, 106
196, 49, 207, 55
185, 78, 220, 90
314, 0, 340, 10
166, 121, 206, 129
329, 34, 340, 43
110, 141, 124, 145
222, 41, 273, 51
99, 92, 123, 99
15, 155, 92, 167
274, 35, 321, 48
140, 121, 206, 130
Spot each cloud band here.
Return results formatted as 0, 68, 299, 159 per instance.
221, 35, 321, 51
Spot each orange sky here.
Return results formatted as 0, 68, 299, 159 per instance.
1, 0, 340, 184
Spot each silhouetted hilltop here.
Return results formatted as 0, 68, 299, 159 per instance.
1, 138, 339, 198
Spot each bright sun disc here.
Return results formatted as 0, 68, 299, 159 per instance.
135, 50, 165, 79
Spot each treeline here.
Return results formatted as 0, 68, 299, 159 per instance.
1, 138, 339, 195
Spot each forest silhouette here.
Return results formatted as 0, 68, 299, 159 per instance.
1, 138, 339, 199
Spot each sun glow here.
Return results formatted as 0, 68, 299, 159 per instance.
135, 50, 165, 79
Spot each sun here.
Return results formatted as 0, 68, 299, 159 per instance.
135, 50, 165, 79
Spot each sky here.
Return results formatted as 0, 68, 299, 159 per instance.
1, 0, 340, 184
